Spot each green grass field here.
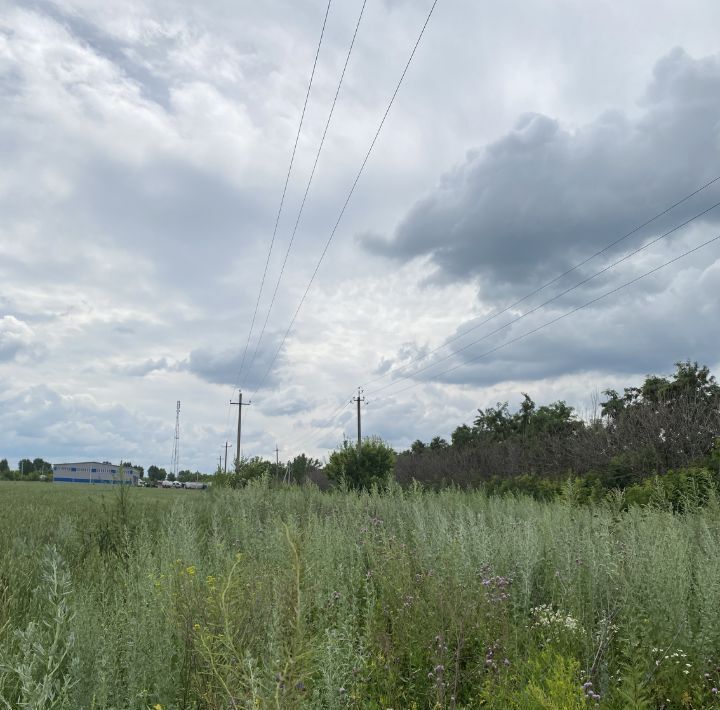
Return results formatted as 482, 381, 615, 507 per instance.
1, 480, 720, 708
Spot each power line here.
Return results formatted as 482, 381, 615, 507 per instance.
365, 198, 720, 398
237, 0, 332, 388
220, 0, 333, 442
373, 231, 720, 401
242, 0, 369, 391
360, 174, 720, 392
277, 181, 720, 457
281, 393, 354, 455
250, 0, 441, 402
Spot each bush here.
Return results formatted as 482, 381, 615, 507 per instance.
324, 437, 395, 490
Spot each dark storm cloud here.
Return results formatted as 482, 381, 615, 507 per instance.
371, 251, 720, 393
363, 49, 720, 297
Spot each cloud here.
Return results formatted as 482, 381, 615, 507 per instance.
368, 239, 720, 393
0, 382, 170, 462
0, 315, 44, 362
181, 333, 286, 390
114, 357, 170, 376
362, 49, 720, 298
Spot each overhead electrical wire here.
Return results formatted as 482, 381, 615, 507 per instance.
359, 174, 720, 392
372, 231, 720, 402
220, 0, 332, 442
283, 192, 720, 456
364, 198, 720, 398
242, 0, 369, 389
281, 394, 355, 455
235, 0, 332, 389
250, 0, 441, 402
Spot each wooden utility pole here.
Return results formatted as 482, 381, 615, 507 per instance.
223, 442, 233, 473
353, 387, 365, 446
230, 390, 251, 472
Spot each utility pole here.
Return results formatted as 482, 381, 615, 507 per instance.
223, 442, 233, 473
275, 445, 279, 470
230, 390, 251, 472
353, 387, 365, 447
171, 401, 181, 479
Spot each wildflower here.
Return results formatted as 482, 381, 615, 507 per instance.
712, 687, 718, 694
193, 623, 201, 631
186, 566, 196, 576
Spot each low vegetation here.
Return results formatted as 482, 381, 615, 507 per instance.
2, 480, 720, 708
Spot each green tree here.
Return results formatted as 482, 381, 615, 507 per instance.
473, 402, 515, 442
237, 456, 270, 484
429, 436, 449, 451
18, 458, 34, 475
120, 461, 144, 477
147, 465, 167, 482
0, 458, 9, 474
286, 454, 321, 483
450, 424, 477, 448
325, 437, 395, 490
32, 458, 51, 475
410, 439, 427, 454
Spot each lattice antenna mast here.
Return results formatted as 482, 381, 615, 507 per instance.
171, 400, 181, 478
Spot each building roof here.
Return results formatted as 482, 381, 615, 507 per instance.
53, 462, 141, 470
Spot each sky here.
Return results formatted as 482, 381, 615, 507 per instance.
1, 0, 720, 473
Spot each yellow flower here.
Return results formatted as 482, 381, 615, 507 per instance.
153, 705, 163, 710
193, 623, 201, 631
186, 566, 196, 576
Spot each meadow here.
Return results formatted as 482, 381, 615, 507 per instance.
1, 480, 720, 708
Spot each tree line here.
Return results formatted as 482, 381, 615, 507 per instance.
3, 361, 718, 505
395, 360, 720, 505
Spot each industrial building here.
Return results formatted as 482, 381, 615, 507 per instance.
53, 462, 141, 485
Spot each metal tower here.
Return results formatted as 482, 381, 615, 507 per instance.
171, 400, 181, 478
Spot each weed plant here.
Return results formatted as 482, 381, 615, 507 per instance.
1, 480, 720, 708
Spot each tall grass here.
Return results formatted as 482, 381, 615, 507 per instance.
1, 480, 719, 708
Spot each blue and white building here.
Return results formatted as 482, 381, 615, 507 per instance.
53, 462, 141, 485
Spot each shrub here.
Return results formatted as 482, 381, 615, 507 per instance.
324, 437, 395, 490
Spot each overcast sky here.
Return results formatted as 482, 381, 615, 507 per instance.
2, 0, 720, 472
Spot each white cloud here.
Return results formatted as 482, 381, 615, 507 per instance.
1, 0, 719, 469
